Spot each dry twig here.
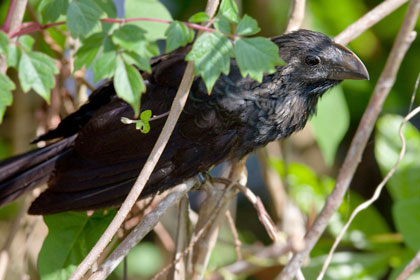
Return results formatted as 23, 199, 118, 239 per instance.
280, 0, 420, 278
397, 249, 420, 280
285, 0, 306, 33
334, 0, 409, 45
225, 210, 242, 261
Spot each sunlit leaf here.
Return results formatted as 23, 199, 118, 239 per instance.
0, 73, 15, 123
67, 0, 103, 38
125, 0, 172, 41
93, 51, 117, 82
165, 21, 194, 53
186, 32, 233, 92
38, 211, 116, 280
18, 35, 35, 51
74, 32, 107, 71
112, 24, 147, 52
114, 55, 145, 117
234, 37, 283, 82
39, 0, 69, 23
218, 0, 239, 23
0, 31, 9, 55
188, 12, 210, 23
18, 51, 58, 102
236, 14, 260, 36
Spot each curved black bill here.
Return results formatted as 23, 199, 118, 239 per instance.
328, 43, 369, 81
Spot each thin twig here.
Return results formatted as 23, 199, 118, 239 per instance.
152, 177, 236, 280
334, 0, 409, 45
217, 242, 293, 276
88, 179, 196, 280
191, 159, 244, 279
225, 210, 242, 261
212, 177, 281, 243
285, 0, 306, 33
318, 105, 420, 280
170, 196, 191, 280
397, 250, 420, 280
279, 0, 420, 278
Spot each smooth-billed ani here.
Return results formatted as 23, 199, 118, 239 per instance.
0, 30, 369, 215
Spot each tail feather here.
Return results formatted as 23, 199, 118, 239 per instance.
0, 136, 75, 207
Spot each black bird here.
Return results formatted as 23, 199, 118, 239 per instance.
0, 30, 369, 215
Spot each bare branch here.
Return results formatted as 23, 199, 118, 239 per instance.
212, 177, 281, 243
279, 0, 420, 278
170, 196, 192, 280
318, 105, 420, 280
88, 179, 197, 280
225, 210, 242, 260
334, 0, 409, 45
217, 242, 293, 276
285, 0, 306, 33
397, 250, 420, 280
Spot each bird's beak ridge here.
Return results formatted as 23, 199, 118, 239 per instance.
328, 43, 369, 81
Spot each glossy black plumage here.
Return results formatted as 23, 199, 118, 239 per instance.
0, 30, 368, 214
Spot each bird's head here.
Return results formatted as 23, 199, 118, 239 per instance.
272, 30, 369, 87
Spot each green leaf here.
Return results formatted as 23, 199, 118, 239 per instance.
375, 114, 420, 200
67, 0, 103, 38
393, 197, 420, 251
114, 55, 145, 117
136, 109, 152, 133
218, 0, 239, 23
18, 35, 35, 51
186, 32, 233, 93
74, 32, 106, 71
311, 86, 349, 166
0, 74, 15, 123
125, 0, 172, 41
93, 0, 117, 17
122, 51, 151, 73
188, 12, 210, 23
0, 31, 9, 55
7, 44, 19, 68
165, 21, 194, 53
112, 24, 147, 52
92, 51, 117, 83
236, 14, 261, 36
18, 51, 58, 102
302, 252, 389, 280
234, 37, 283, 82
38, 210, 116, 280
39, 0, 69, 23
115, 242, 163, 277
214, 15, 232, 34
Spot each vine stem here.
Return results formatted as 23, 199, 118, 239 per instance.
8, 17, 225, 39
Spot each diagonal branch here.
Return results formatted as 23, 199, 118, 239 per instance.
334, 0, 409, 45
69, 2, 220, 279
279, 0, 420, 278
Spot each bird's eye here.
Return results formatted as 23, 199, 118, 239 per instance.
305, 55, 320, 66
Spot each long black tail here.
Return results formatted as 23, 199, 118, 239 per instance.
0, 137, 75, 207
